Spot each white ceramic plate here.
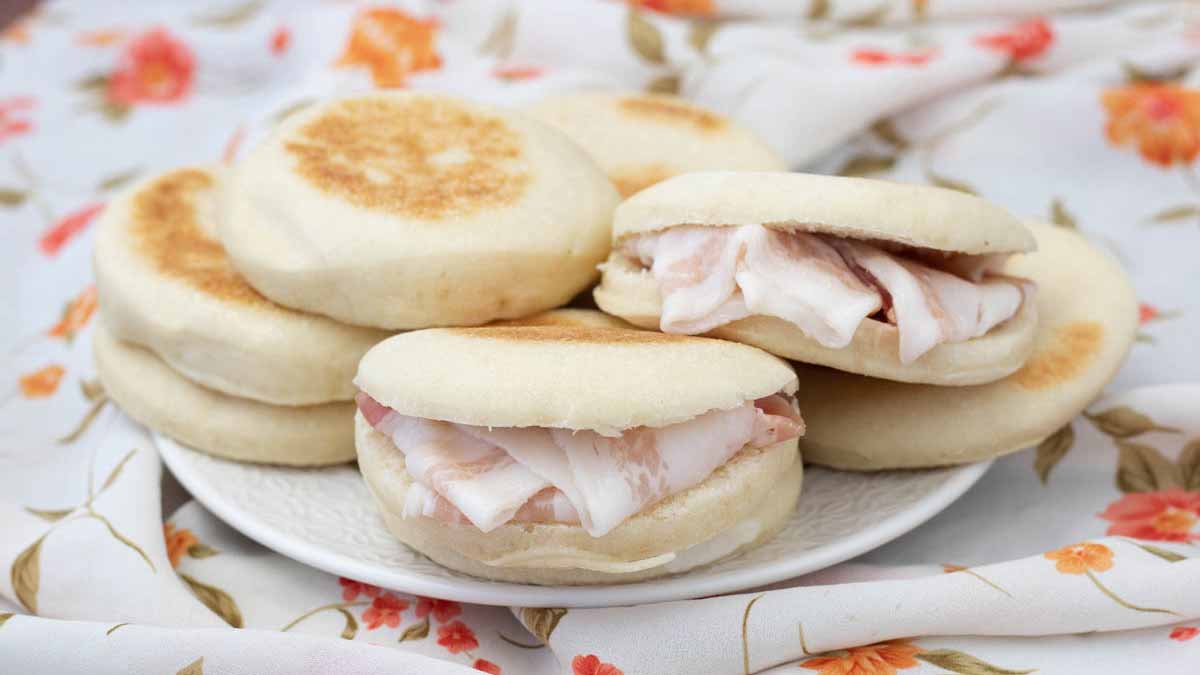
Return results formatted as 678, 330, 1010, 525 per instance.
158, 434, 990, 608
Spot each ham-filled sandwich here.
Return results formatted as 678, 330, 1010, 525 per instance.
595, 172, 1041, 385
353, 312, 805, 584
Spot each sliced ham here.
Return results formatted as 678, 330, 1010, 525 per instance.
357, 393, 802, 537
631, 225, 881, 345
375, 412, 551, 533
629, 226, 749, 334
831, 240, 1030, 363
625, 224, 1032, 364
752, 395, 806, 447
736, 226, 883, 348
402, 483, 579, 526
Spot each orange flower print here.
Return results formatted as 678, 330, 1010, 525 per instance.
1140, 303, 1160, 324
1138, 302, 1180, 325
108, 28, 195, 106
0, 96, 34, 144
76, 28, 126, 47
163, 522, 198, 568
800, 640, 922, 675
338, 577, 381, 602
975, 17, 1054, 62
270, 26, 291, 56
362, 592, 407, 629
1047, 542, 1177, 614
1100, 490, 1200, 543
493, 65, 544, 82
39, 203, 105, 256
572, 654, 624, 675
1171, 626, 1199, 641
416, 596, 462, 623
631, 0, 715, 15
49, 285, 98, 341
852, 49, 936, 67
336, 8, 441, 88
1044, 542, 1114, 574
473, 659, 501, 674
19, 364, 65, 399
1102, 83, 1200, 168
437, 620, 479, 654
2, 16, 32, 44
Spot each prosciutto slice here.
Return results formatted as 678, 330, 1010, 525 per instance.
625, 224, 1032, 364
402, 483, 579, 526
629, 225, 882, 344
358, 393, 803, 537
829, 240, 1026, 363
373, 412, 551, 532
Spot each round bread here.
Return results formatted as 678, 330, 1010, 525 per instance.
357, 412, 801, 584
490, 308, 637, 330
355, 325, 798, 435
94, 321, 355, 466
526, 93, 787, 197
795, 221, 1138, 470
594, 252, 1037, 385
612, 171, 1036, 255
93, 166, 388, 405
223, 91, 620, 330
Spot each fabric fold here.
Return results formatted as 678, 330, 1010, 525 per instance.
525, 537, 1200, 675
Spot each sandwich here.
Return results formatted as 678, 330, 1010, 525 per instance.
94, 166, 387, 406
596, 171, 1040, 385
527, 92, 786, 197
94, 323, 355, 465
222, 91, 620, 330
352, 313, 805, 583
93, 166, 371, 464
792, 221, 1138, 470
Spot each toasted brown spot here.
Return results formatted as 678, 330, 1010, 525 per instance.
618, 95, 726, 132
285, 97, 531, 219
493, 310, 631, 330
455, 325, 689, 344
611, 163, 675, 197
130, 169, 269, 307
1012, 321, 1104, 390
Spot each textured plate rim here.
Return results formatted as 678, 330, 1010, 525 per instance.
157, 434, 991, 608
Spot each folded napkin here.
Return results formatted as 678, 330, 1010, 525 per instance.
3, 1, 1200, 673
527, 537, 1199, 674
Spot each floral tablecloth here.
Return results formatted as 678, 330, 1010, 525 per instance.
2, 1, 1200, 674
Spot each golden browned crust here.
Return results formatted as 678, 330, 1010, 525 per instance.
1012, 321, 1104, 390
284, 97, 531, 219
611, 162, 674, 197
490, 309, 635, 330
449, 325, 689, 344
618, 95, 725, 132
130, 169, 268, 307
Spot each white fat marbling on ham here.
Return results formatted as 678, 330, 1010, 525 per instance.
403, 483, 579, 526
632, 225, 881, 345
357, 393, 803, 537
379, 413, 551, 533
625, 225, 1032, 364
831, 240, 1030, 363
628, 226, 749, 334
